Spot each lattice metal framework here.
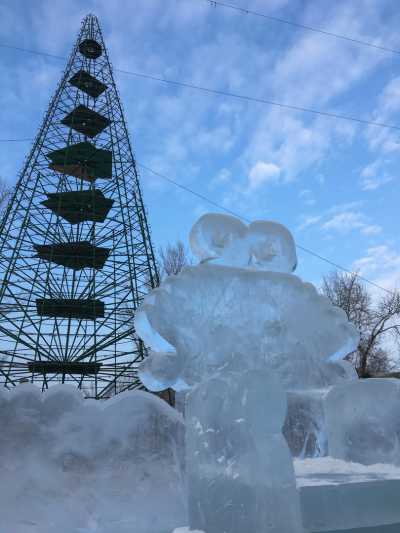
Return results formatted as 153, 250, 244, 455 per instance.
0, 14, 159, 398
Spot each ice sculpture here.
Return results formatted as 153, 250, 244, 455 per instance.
135, 213, 358, 533
186, 369, 303, 533
283, 360, 358, 458
136, 217, 358, 391
0, 384, 185, 533
325, 378, 400, 465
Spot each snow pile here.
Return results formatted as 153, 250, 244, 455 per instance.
0, 384, 186, 533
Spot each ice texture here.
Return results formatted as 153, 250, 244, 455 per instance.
134, 213, 360, 533
325, 378, 400, 466
189, 213, 297, 272
186, 369, 303, 533
284, 390, 328, 459
283, 362, 358, 458
295, 457, 400, 532
135, 263, 359, 391
0, 384, 186, 533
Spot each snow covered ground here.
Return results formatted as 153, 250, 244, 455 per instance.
296, 458, 400, 532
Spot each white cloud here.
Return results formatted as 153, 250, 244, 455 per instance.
366, 77, 400, 155
299, 189, 315, 206
352, 245, 400, 291
322, 212, 382, 235
359, 160, 393, 191
297, 214, 322, 231
353, 245, 400, 275
247, 161, 281, 190
298, 202, 381, 237
360, 225, 383, 236
361, 174, 393, 191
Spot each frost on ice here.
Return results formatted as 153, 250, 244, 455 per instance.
0, 384, 185, 533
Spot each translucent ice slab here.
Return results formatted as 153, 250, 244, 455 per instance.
325, 379, 400, 466
0, 384, 186, 533
295, 457, 400, 532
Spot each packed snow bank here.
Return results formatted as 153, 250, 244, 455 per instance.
0, 384, 186, 533
295, 456, 400, 486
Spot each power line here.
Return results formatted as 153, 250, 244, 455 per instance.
137, 163, 395, 295
0, 46, 396, 294
114, 69, 400, 131
198, 0, 400, 56
0, 138, 394, 293
0, 43, 65, 60
0, 138, 33, 142
1, 42, 400, 131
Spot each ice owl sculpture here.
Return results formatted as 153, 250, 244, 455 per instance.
135, 213, 358, 533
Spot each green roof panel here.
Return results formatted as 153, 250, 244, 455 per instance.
47, 142, 112, 181
41, 189, 114, 224
69, 70, 107, 98
61, 105, 110, 138
36, 298, 105, 319
34, 241, 110, 270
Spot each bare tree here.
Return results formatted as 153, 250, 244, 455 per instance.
158, 240, 190, 279
322, 271, 400, 377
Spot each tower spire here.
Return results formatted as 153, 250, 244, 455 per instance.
0, 15, 159, 398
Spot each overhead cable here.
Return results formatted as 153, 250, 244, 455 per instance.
137, 163, 395, 296
0, 42, 399, 131
197, 0, 400, 56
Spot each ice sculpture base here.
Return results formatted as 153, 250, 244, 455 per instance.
295, 457, 400, 532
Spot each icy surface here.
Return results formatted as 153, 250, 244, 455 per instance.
186, 369, 303, 533
325, 378, 400, 466
295, 456, 400, 486
0, 384, 186, 533
284, 389, 328, 459
284, 361, 358, 459
189, 213, 297, 272
136, 263, 359, 391
134, 213, 362, 533
295, 457, 400, 532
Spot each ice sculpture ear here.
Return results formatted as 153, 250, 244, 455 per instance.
248, 221, 297, 273
189, 213, 248, 265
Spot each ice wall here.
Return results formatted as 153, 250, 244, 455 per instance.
325, 378, 400, 466
284, 362, 358, 458
0, 384, 186, 533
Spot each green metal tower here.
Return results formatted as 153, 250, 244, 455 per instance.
0, 14, 159, 398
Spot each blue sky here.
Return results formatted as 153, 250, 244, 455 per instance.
0, 0, 399, 291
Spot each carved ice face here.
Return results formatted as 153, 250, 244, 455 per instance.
189, 213, 297, 273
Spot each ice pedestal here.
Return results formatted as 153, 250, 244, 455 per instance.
295, 458, 400, 532
186, 370, 303, 533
